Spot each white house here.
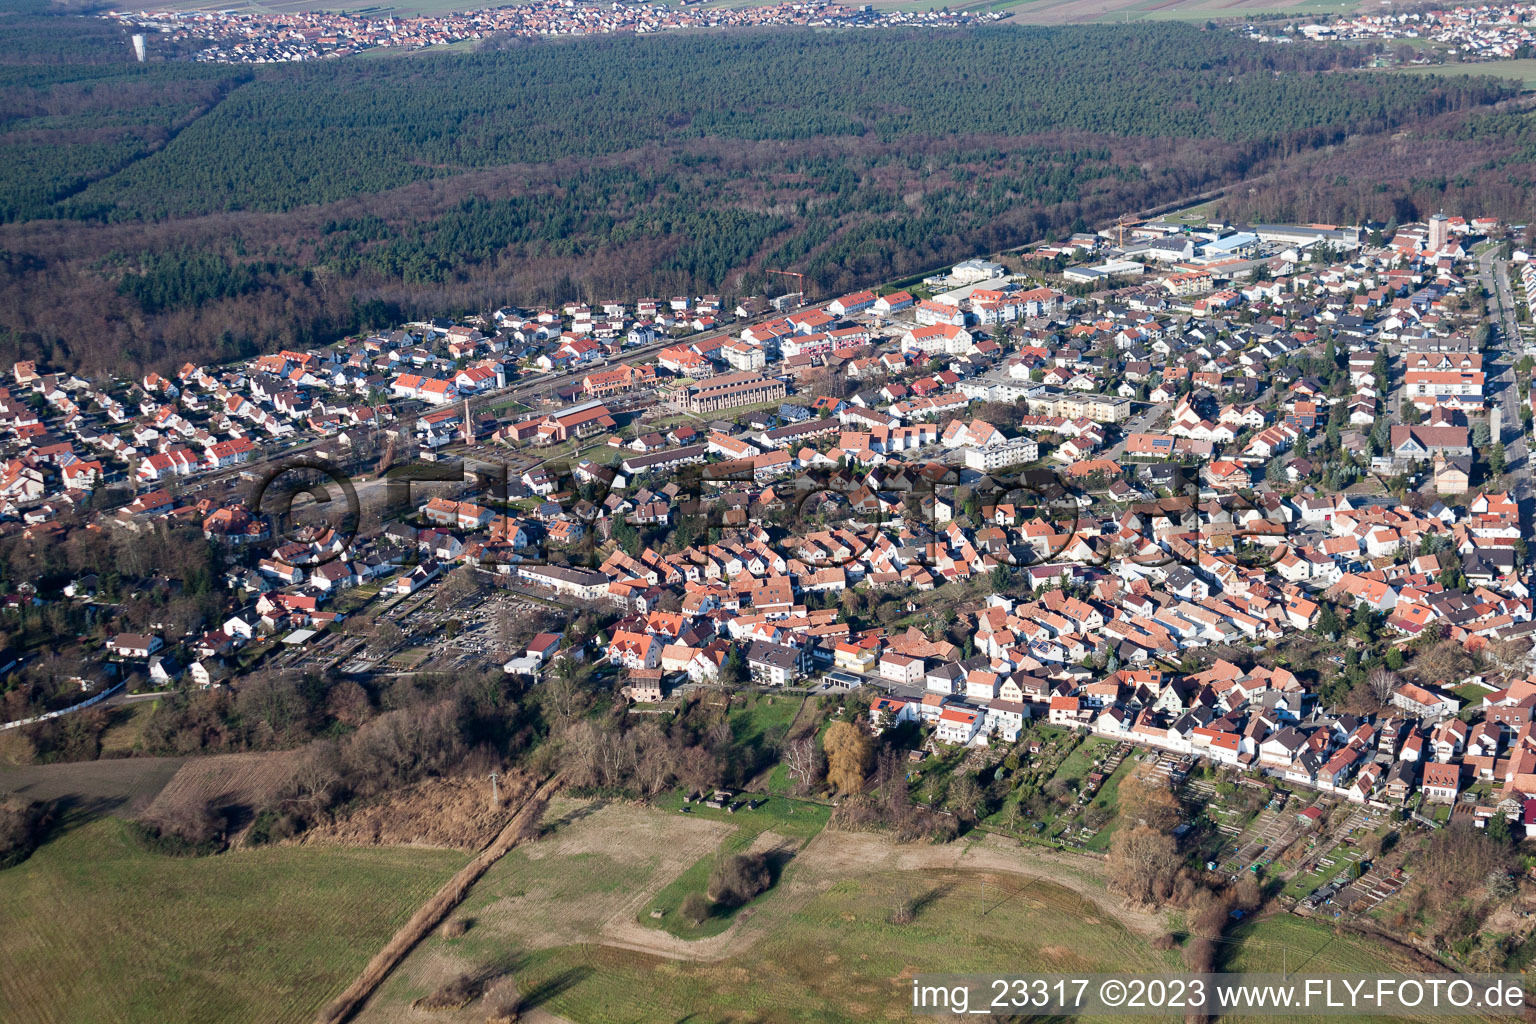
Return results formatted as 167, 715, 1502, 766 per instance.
879, 652, 924, 686
870, 696, 918, 730
935, 706, 983, 745
111, 633, 162, 658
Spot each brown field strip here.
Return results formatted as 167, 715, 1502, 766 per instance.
315, 774, 560, 1024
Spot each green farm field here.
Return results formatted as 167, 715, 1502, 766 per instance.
1389, 58, 1536, 90
0, 817, 468, 1024
357, 798, 1438, 1024
990, 0, 1362, 24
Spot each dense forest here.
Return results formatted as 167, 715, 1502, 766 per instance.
0, 4, 1522, 374
1215, 105, 1536, 231
54, 27, 1495, 221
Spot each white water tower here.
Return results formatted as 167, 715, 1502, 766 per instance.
132, 34, 147, 62
1428, 212, 1450, 252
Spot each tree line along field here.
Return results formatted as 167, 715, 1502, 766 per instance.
0, 815, 467, 1024
0, 10, 1517, 376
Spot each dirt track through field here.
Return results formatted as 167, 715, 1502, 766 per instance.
595, 827, 799, 959
316, 775, 561, 1024
352, 799, 1171, 1023
592, 825, 1158, 964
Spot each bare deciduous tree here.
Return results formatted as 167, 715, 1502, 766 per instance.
1414, 640, 1474, 687
946, 774, 983, 824
707, 850, 773, 907
559, 719, 608, 790
1484, 637, 1533, 676
1118, 774, 1182, 833
483, 975, 521, 1024
630, 722, 677, 797
141, 790, 224, 847
341, 700, 468, 793
325, 679, 371, 728
371, 620, 405, 650
1418, 823, 1514, 915
439, 565, 481, 607
1107, 824, 1181, 907
1367, 666, 1401, 707
783, 736, 823, 795
675, 743, 722, 795
284, 739, 345, 809
540, 660, 587, 732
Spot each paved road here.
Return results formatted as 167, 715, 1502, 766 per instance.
104, 690, 165, 708
1476, 246, 1533, 505
0, 684, 160, 735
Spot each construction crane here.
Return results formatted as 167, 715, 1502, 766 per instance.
1115, 214, 1140, 248
767, 269, 806, 307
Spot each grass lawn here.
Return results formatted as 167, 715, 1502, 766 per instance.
977, 731, 1100, 842
0, 817, 467, 1024
763, 761, 795, 795
640, 411, 706, 434
1160, 198, 1223, 227
528, 871, 1184, 1023
639, 828, 769, 938
99, 700, 158, 755
640, 792, 831, 938
1047, 735, 1116, 794
1224, 913, 1409, 974
912, 744, 970, 805
726, 694, 804, 763
1388, 58, 1536, 90
254, 792, 1448, 1024
1452, 681, 1493, 705
1281, 846, 1361, 901
1080, 753, 1138, 852
235, 637, 277, 669
485, 397, 531, 415
1227, 917, 1467, 1024
331, 580, 383, 615
649, 789, 831, 844
389, 647, 433, 670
